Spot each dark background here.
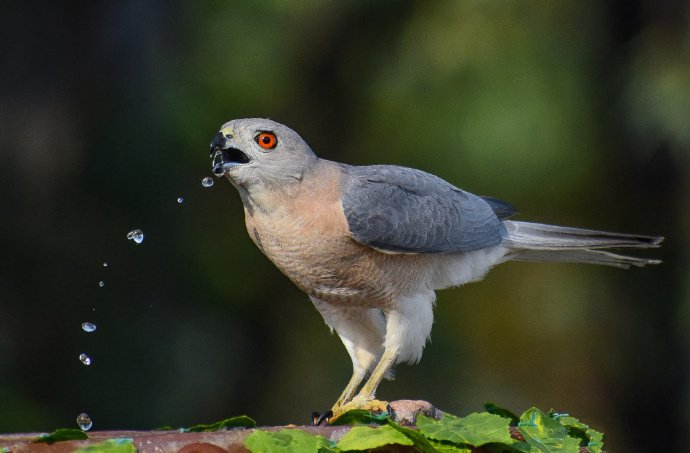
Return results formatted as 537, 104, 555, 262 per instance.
1, 1, 688, 450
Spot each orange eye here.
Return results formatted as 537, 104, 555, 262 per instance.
256, 132, 277, 150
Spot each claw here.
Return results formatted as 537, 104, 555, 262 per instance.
311, 410, 333, 426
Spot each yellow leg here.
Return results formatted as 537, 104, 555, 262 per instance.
329, 346, 397, 422
356, 346, 396, 399
333, 368, 365, 408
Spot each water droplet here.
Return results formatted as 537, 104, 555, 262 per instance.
76, 413, 93, 431
79, 353, 92, 366
126, 229, 144, 244
81, 322, 97, 333
98, 281, 105, 288
201, 177, 214, 188
177, 197, 184, 203
102, 262, 108, 267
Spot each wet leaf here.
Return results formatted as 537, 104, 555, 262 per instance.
245, 429, 336, 453
337, 424, 413, 451
33, 428, 88, 444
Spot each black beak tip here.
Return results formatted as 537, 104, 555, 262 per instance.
209, 132, 226, 154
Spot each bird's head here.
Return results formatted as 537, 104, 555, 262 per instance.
209, 118, 319, 192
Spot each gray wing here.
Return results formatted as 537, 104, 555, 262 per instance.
340, 164, 507, 254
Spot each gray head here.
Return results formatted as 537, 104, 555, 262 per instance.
209, 118, 319, 192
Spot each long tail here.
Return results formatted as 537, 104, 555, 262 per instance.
503, 221, 664, 269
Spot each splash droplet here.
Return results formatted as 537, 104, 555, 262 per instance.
98, 281, 105, 288
102, 262, 108, 267
76, 413, 93, 431
177, 197, 184, 204
201, 177, 214, 188
79, 353, 92, 366
127, 229, 144, 244
81, 322, 97, 333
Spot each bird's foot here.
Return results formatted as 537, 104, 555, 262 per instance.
312, 399, 445, 426
312, 395, 389, 425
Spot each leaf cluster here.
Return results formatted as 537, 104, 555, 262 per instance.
245, 404, 604, 453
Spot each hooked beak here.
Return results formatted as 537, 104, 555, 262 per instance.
209, 132, 250, 176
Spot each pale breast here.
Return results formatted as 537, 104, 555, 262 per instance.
241, 162, 434, 308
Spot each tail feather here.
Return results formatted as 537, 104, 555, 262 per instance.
510, 249, 661, 269
503, 220, 663, 269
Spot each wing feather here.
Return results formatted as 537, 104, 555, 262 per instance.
340, 164, 506, 254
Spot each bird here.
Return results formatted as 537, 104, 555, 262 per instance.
208, 118, 663, 423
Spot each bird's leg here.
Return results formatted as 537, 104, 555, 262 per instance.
329, 345, 397, 421
334, 367, 366, 408
355, 345, 397, 400
309, 298, 387, 423
328, 293, 435, 423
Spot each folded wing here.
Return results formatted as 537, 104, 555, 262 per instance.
340, 164, 510, 254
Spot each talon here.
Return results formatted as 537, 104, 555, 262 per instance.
386, 402, 394, 418
311, 410, 332, 426
326, 397, 390, 424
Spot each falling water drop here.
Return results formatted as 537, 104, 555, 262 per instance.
126, 229, 144, 244
201, 177, 214, 188
102, 262, 108, 267
81, 322, 97, 333
98, 281, 105, 288
177, 197, 184, 204
79, 353, 92, 366
76, 413, 93, 431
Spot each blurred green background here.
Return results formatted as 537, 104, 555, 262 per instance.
1, 1, 688, 450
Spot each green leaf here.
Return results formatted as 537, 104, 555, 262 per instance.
517, 408, 581, 452
428, 439, 473, 452
492, 441, 534, 453
553, 416, 588, 445
337, 424, 413, 451
186, 415, 257, 432
245, 429, 336, 453
72, 438, 136, 453
33, 428, 88, 444
554, 415, 604, 453
328, 409, 388, 426
416, 412, 514, 447
485, 402, 520, 425
385, 419, 442, 453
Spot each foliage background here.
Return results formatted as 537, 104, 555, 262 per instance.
1, 1, 688, 451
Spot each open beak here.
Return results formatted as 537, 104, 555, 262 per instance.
209, 132, 250, 176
